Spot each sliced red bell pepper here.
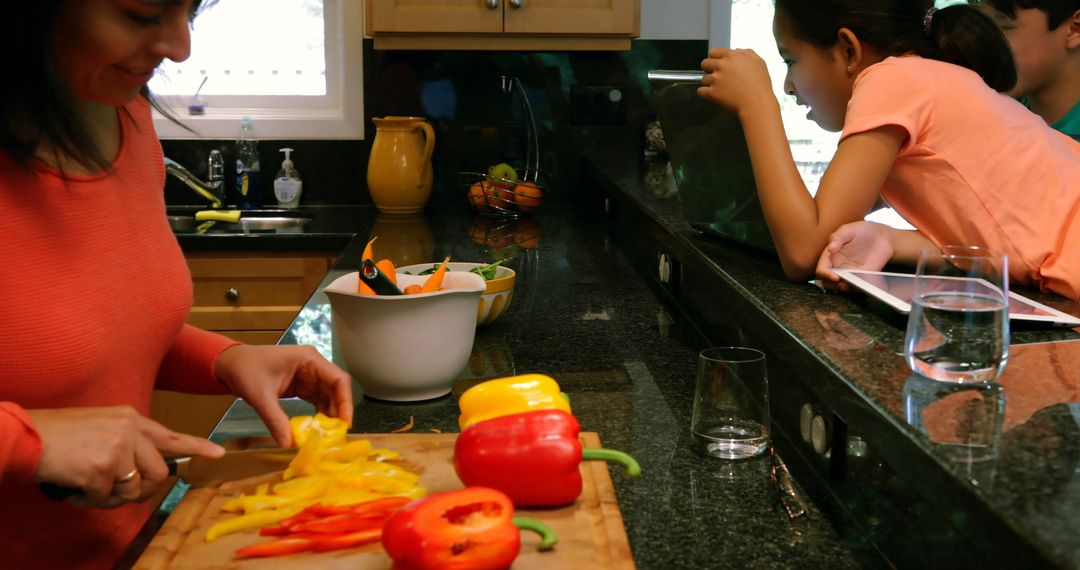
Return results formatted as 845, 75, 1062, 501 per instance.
454, 409, 641, 507
289, 513, 385, 535
235, 537, 315, 558
309, 528, 383, 553
381, 487, 557, 570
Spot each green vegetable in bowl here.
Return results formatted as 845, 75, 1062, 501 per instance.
409, 260, 509, 281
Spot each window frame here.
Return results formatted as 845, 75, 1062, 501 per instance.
153, 0, 364, 140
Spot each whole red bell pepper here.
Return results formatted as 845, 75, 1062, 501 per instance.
453, 409, 641, 507
381, 487, 557, 570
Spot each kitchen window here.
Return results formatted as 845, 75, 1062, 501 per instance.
151, 0, 364, 140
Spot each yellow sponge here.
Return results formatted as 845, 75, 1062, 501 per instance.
195, 210, 241, 223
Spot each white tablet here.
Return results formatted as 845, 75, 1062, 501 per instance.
833, 269, 1080, 327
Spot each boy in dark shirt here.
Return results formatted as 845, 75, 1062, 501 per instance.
976, 0, 1080, 140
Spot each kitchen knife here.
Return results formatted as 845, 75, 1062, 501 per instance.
359, 259, 404, 295
167, 447, 297, 487
39, 447, 298, 500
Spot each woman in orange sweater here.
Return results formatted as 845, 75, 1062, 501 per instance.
0, 2, 353, 567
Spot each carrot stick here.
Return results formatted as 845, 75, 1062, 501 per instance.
420, 257, 451, 293
402, 284, 422, 295
375, 259, 397, 286
362, 237, 378, 262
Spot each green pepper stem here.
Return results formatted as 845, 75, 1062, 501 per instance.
512, 516, 558, 551
581, 448, 642, 478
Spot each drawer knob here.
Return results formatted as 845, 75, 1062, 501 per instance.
486, 0, 498, 8
225, 288, 240, 302
509, 0, 523, 8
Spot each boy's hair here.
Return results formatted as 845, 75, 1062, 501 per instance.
775, 0, 1017, 93
977, 0, 1080, 29
1, 1, 206, 171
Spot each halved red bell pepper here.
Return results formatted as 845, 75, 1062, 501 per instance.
381, 487, 557, 570
454, 409, 641, 507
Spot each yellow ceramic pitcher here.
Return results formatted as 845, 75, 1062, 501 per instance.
366, 116, 435, 214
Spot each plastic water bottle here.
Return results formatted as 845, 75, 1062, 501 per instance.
235, 116, 262, 208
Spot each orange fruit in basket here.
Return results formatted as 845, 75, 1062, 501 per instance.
485, 182, 517, 211
513, 219, 541, 249
514, 182, 542, 213
468, 218, 492, 245
468, 182, 489, 211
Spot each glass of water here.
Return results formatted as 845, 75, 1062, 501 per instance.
691, 347, 770, 459
904, 246, 1010, 383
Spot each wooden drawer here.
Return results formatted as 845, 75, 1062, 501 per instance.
185, 253, 335, 335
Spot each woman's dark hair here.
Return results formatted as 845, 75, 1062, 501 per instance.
774, 0, 1017, 93
2, 1, 205, 171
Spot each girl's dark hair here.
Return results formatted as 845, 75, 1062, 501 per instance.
2, 1, 204, 171
774, 0, 1017, 92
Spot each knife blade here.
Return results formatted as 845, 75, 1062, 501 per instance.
39, 448, 298, 500
168, 447, 298, 487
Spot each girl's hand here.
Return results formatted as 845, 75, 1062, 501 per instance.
214, 345, 354, 448
27, 407, 225, 509
816, 221, 895, 283
698, 48, 776, 116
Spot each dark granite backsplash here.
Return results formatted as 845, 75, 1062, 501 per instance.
162, 39, 705, 208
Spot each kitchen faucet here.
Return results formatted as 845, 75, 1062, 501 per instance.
164, 150, 225, 208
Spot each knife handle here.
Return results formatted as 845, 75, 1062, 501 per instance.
360, 259, 404, 295
39, 458, 183, 501
39, 482, 81, 501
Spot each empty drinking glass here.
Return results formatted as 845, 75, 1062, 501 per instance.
691, 347, 770, 459
904, 246, 1010, 383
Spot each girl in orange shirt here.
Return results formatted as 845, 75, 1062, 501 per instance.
699, 1, 1080, 299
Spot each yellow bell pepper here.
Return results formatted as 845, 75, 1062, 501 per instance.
205, 508, 297, 542
458, 374, 571, 430
289, 413, 348, 448
221, 494, 300, 514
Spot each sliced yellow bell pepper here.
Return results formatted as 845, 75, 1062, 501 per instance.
205, 415, 429, 543
322, 440, 374, 462
458, 374, 571, 430
289, 413, 348, 448
221, 494, 300, 514
205, 508, 297, 542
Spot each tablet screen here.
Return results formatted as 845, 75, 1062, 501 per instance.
834, 270, 1080, 326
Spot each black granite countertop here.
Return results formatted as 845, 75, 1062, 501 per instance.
129, 145, 1080, 567
123, 201, 865, 568
587, 148, 1080, 568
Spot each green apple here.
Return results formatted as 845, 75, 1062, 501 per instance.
487, 163, 519, 183
485, 163, 519, 209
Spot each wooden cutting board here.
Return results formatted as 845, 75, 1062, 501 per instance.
134, 433, 634, 569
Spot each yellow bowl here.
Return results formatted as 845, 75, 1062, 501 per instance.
399, 262, 516, 325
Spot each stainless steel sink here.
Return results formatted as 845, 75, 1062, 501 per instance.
167, 215, 312, 233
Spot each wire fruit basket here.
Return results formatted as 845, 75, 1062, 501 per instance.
460, 168, 549, 217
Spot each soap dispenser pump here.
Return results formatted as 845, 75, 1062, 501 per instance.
273, 147, 303, 209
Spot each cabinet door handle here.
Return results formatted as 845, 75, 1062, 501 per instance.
225, 287, 240, 302
509, 0, 523, 7
486, 0, 499, 9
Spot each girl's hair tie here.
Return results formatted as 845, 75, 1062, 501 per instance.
923, 6, 938, 35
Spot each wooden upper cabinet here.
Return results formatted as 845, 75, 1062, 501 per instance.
504, 0, 637, 35
367, 0, 640, 51
369, 0, 503, 34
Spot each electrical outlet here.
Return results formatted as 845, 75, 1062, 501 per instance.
570, 84, 626, 125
